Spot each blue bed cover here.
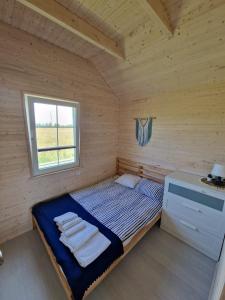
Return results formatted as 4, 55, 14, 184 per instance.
32, 193, 124, 300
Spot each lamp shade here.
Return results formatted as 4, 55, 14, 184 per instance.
211, 164, 225, 178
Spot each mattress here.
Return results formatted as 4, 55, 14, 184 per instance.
70, 177, 163, 243
32, 177, 162, 299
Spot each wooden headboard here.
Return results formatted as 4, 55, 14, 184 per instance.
117, 157, 171, 183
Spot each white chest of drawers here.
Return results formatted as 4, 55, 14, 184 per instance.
161, 171, 225, 261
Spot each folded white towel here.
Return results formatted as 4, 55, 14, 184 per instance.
73, 232, 111, 267
61, 221, 86, 238
60, 222, 98, 252
58, 217, 82, 232
54, 212, 77, 225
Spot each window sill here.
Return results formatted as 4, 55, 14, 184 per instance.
30, 164, 82, 179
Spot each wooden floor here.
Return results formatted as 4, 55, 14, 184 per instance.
0, 226, 215, 300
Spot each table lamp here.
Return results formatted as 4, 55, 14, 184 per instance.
211, 164, 225, 186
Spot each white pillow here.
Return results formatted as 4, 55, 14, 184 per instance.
115, 174, 141, 188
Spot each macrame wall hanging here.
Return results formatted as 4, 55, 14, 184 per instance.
135, 117, 156, 147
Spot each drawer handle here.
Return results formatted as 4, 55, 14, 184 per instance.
179, 219, 198, 231
182, 203, 201, 213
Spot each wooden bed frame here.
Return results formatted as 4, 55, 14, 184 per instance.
33, 157, 170, 300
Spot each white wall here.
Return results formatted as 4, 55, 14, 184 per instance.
209, 241, 225, 300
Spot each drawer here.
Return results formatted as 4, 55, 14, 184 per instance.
168, 183, 224, 211
165, 193, 225, 238
161, 211, 223, 261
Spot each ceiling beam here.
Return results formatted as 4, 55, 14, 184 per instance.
138, 0, 173, 34
16, 0, 124, 59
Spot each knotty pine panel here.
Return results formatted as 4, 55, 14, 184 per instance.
119, 86, 225, 176
0, 22, 119, 243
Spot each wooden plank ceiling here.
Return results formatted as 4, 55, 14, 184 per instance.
0, 0, 150, 59
0, 0, 225, 101
16, 0, 124, 59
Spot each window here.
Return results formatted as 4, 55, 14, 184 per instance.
24, 94, 80, 176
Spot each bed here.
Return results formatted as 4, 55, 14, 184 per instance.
32, 158, 170, 300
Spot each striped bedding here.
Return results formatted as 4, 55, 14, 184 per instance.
70, 178, 162, 242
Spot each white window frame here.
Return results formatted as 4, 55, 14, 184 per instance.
24, 93, 80, 176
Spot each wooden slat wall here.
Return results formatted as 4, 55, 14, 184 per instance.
0, 21, 119, 244
118, 85, 225, 176
1, 0, 225, 243
84, 0, 225, 176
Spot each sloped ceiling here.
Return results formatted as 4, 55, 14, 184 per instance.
0, 0, 149, 59
1, 0, 225, 101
